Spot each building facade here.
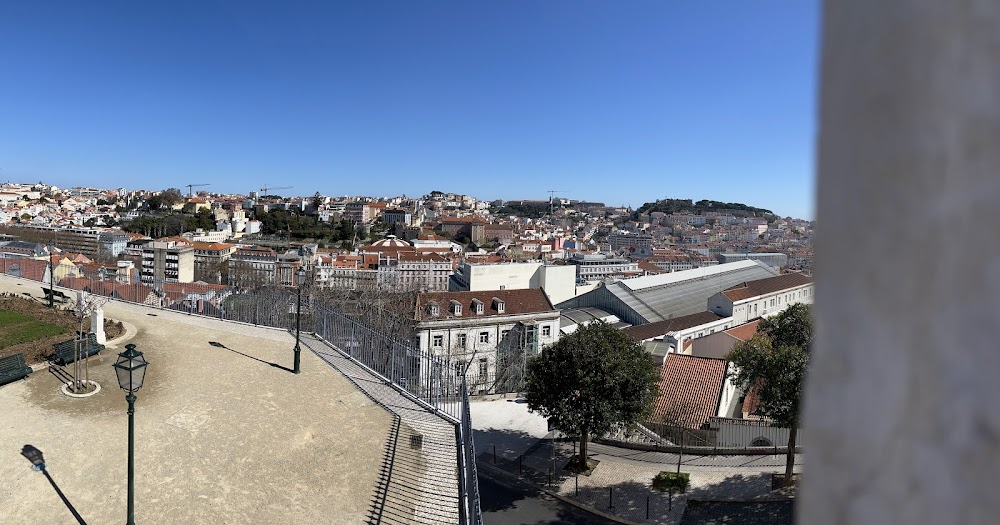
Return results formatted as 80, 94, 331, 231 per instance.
141, 240, 195, 283
707, 272, 814, 324
566, 253, 640, 281
413, 289, 560, 395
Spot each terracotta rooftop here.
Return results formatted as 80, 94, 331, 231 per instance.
721, 272, 813, 302
621, 311, 726, 341
415, 288, 554, 321
191, 242, 234, 251
652, 354, 730, 430
723, 320, 761, 342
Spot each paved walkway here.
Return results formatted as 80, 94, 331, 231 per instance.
0, 274, 397, 525
471, 397, 801, 524
303, 335, 460, 525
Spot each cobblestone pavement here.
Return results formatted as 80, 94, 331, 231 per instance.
471, 398, 801, 524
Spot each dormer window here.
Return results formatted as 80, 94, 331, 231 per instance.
472, 299, 484, 315
493, 297, 505, 314
450, 300, 462, 316
427, 302, 440, 316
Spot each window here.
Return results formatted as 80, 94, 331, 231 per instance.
432, 335, 443, 348
541, 325, 551, 337
478, 358, 489, 379
455, 360, 465, 377
479, 331, 490, 344
501, 329, 510, 340
457, 333, 467, 348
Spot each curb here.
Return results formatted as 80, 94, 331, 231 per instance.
477, 459, 642, 525
104, 319, 138, 349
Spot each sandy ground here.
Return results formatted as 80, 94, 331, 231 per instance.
0, 275, 393, 525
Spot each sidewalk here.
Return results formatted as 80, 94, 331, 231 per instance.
470, 398, 801, 524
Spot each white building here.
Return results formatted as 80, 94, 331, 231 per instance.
566, 252, 640, 281
707, 272, 814, 324
450, 260, 577, 304
413, 289, 561, 395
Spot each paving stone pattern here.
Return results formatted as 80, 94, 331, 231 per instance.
306, 336, 461, 525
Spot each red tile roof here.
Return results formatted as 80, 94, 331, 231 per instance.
652, 354, 729, 430
622, 311, 725, 341
723, 320, 761, 342
721, 273, 812, 302
415, 288, 554, 321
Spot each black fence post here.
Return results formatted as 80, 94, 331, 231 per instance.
575, 474, 578, 496
646, 495, 650, 519
669, 488, 673, 511
609, 487, 614, 510
493, 444, 496, 464
519, 454, 522, 476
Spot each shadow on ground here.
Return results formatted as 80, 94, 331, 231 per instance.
20, 445, 87, 525
208, 341, 294, 373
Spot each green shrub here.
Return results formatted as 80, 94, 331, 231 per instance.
652, 471, 690, 493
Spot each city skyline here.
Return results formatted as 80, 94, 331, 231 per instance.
1, 2, 819, 218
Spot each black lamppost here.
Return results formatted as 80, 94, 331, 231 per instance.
293, 266, 305, 374
114, 344, 148, 525
47, 243, 54, 308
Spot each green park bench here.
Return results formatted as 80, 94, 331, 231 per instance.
52, 333, 105, 365
0, 353, 33, 386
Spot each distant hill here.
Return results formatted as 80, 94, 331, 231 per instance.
634, 199, 775, 220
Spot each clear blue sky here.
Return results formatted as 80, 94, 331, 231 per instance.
1, 1, 819, 219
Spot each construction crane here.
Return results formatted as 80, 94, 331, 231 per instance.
260, 185, 293, 195
547, 190, 565, 215
185, 183, 210, 197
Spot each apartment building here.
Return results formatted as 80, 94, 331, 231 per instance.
378, 252, 452, 291
413, 289, 560, 394
566, 252, 640, 281
229, 245, 277, 286
141, 240, 195, 283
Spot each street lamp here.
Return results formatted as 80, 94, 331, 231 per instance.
293, 266, 306, 374
114, 344, 148, 525
47, 243, 54, 308
21, 445, 45, 471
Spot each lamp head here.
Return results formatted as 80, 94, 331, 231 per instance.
114, 344, 148, 393
21, 445, 45, 471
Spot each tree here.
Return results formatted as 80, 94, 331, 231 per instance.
727, 303, 812, 486
525, 321, 659, 471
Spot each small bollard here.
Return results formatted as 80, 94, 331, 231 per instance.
518, 454, 522, 476
575, 474, 578, 496
646, 495, 650, 519
493, 444, 497, 464
609, 486, 614, 510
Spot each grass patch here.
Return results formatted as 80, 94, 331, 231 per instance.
652, 471, 690, 493
0, 310, 68, 349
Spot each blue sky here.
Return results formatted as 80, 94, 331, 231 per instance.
0, 1, 819, 219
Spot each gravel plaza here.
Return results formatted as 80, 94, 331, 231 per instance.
0, 275, 394, 524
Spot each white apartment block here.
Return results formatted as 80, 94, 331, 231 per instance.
413, 289, 560, 395
707, 272, 814, 324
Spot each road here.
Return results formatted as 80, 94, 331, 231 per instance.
479, 468, 621, 525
